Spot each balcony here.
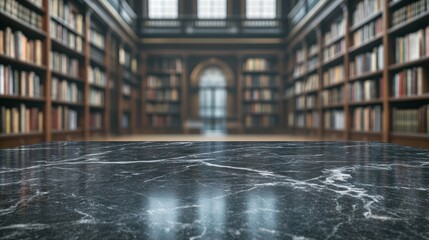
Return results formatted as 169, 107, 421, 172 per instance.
139, 16, 285, 38
106, 0, 137, 28
288, 0, 321, 25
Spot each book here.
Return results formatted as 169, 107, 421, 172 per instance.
349, 46, 383, 77
323, 64, 344, 86
1, 28, 43, 65
0, 64, 43, 97
392, 67, 427, 97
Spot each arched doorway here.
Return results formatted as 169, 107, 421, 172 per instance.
199, 67, 227, 135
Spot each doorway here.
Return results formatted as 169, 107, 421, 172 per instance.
199, 67, 227, 135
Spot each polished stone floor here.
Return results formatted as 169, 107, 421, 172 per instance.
0, 142, 428, 239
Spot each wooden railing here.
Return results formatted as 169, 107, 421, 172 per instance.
139, 16, 285, 37
289, 0, 320, 25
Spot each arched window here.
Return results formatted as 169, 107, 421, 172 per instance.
246, 0, 277, 19
197, 0, 227, 19
148, 0, 178, 19
199, 67, 227, 134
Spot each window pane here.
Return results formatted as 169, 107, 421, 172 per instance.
148, 0, 178, 19
246, 0, 276, 19
198, 0, 227, 19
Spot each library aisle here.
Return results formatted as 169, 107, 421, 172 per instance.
1, 142, 428, 239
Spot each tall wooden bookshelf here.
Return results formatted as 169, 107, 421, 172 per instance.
242, 56, 281, 130
143, 56, 184, 132
286, 0, 429, 148
0, 0, 139, 147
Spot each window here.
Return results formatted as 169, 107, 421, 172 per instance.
148, 0, 178, 19
246, 0, 277, 19
198, 0, 227, 19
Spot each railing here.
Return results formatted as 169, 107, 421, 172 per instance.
106, 0, 137, 28
288, 0, 320, 25
139, 16, 285, 37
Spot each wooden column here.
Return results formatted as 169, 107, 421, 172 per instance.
343, 3, 351, 141
43, 0, 52, 142
382, 0, 390, 143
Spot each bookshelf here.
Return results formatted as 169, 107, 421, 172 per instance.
88, 15, 107, 136
242, 56, 280, 130
286, 0, 429, 147
143, 56, 183, 132
0, 0, 139, 147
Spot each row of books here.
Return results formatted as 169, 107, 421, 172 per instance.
0, 105, 43, 134
149, 58, 182, 73
391, 0, 429, 27
50, 51, 79, 78
392, 106, 429, 134
244, 75, 279, 88
395, 27, 429, 64
323, 64, 344, 86
392, 67, 426, 97
122, 83, 131, 96
306, 111, 320, 128
51, 77, 83, 103
306, 95, 317, 109
146, 103, 180, 114
293, 64, 306, 79
350, 46, 384, 77
352, 105, 382, 132
52, 106, 78, 131
149, 115, 181, 128
0, 28, 43, 65
0, 0, 43, 29
296, 96, 305, 110
322, 87, 344, 106
292, 113, 305, 128
244, 89, 278, 101
244, 115, 277, 128
295, 48, 306, 64
352, 0, 383, 27
323, 39, 345, 63
304, 74, 319, 93
307, 55, 319, 71
348, 79, 381, 102
50, 19, 83, 53
122, 113, 129, 129
50, 0, 84, 36
0, 64, 42, 97
146, 89, 180, 101
324, 16, 345, 46
308, 43, 319, 57
89, 28, 105, 49
90, 89, 104, 107
90, 112, 103, 129
324, 110, 345, 130
244, 103, 277, 114
119, 47, 131, 68
89, 66, 106, 87
352, 18, 383, 47
147, 75, 180, 88
243, 58, 272, 72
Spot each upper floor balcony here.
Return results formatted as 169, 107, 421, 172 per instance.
138, 16, 285, 38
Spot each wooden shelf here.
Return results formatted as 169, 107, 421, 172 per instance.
350, 11, 383, 32
322, 103, 344, 109
0, 10, 46, 38
349, 70, 383, 82
0, 54, 46, 72
0, 95, 45, 102
322, 81, 345, 89
51, 38, 85, 59
51, 16, 84, 37
388, 11, 429, 36
52, 100, 85, 108
0, 132, 43, 139
323, 35, 345, 48
242, 70, 278, 75
348, 35, 383, 55
348, 99, 383, 106
389, 95, 429, 103
51, 70, 85, 83
18, 0, 45, 14
322, 53, 345, 68
389, 56, 429, 72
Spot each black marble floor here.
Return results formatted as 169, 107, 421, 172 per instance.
0, 142, 428, 239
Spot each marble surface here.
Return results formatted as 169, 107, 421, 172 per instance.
0, 142, 429, 239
